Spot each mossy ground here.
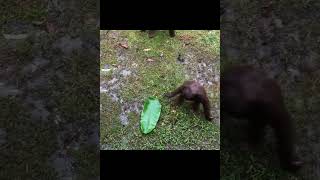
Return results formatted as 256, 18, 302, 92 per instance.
100, 30, 220, 150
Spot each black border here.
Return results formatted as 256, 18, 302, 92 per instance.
100, 1, 220, 30
101, 150, 220, 178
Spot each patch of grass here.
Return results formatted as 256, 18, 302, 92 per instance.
69, 144, 99, 180
100, 30, 220, 150
109, 100, 220, 150
128, 30, 181, 62
119, 30, 185, 102
54, 51, 99, 124
220, 150, 300, 180
0, 0, 47, 24
129, 62, 185, 101
199, 30, 220, 56
49, 49, 100, 179
14, 40, 34, 62
77, 0, 98, 14
100, 38, 117, 67
100, 93, 121, 146
0, 97, 58, 180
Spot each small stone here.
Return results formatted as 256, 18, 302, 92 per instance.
3, 33, 29, 40
274, 18, 283, 28
120, 70, 131, 77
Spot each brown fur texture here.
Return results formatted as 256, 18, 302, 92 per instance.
165, 80, 212, 121
221, 65, 303, 172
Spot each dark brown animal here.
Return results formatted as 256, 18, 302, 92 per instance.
165, 80, 212, 121
221, 65, 303, 172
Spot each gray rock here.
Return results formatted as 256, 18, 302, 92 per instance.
119, 113, 129, 126
120, 69, 131, 77
274, 18, 283, 28
3, 33, 29, 40
2, 21, 34, 40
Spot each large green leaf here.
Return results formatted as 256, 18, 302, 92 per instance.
140, 97, 162, 134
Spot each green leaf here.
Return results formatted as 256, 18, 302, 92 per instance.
140, 97, 162, 134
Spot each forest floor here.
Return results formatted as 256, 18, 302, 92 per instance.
100, 30, 220, 150
221, 0, 320, 179
0, 0, 99, 180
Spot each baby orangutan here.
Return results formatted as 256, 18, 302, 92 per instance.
165, 80, 213, 121
221, 65, 303, 172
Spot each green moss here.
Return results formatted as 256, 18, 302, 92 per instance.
100, 93, 121, 146
199, 30, 221, 56
100, 39, 118, 67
